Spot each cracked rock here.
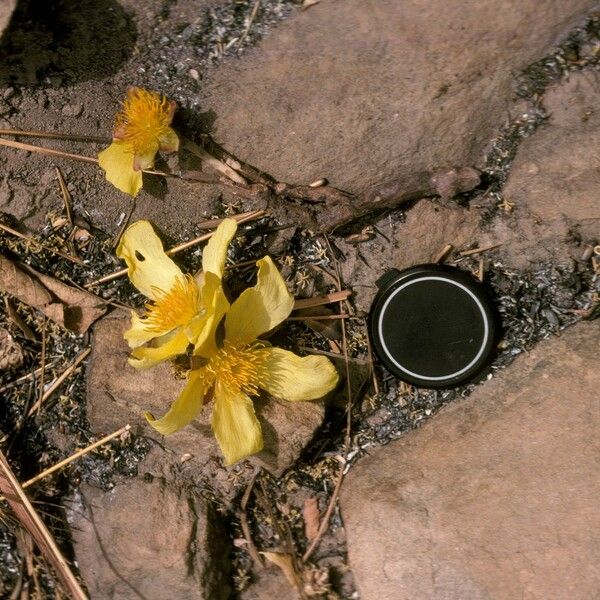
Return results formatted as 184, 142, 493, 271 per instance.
69, 477, 231, 600
341, 322, 600, 600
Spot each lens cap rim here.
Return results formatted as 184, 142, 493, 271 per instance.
369, 263, 497, 389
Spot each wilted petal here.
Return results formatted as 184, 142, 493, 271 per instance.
189, 272, 230, 357
133, 143, 158, 172
211, 382, 263, 465
158, 127, 179, 153
225, 256, 294, 345
98, 141, 142, 197
201, 218, 237, 278
259, 347, 338, 401
145, 370, 209, 435
128, 328, 189, 370
117, 220, 182, 300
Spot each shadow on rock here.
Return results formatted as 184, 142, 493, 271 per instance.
0, 0, 137, 86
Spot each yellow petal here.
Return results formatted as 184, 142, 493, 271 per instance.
128, 328, 189, 370
98, 141, 143, 197
201, 218, 237, 278
158, 127, 179, 153
145, 370, 208, 435
123, 310, 158, 349
117, 220, 183, 300
259, 347, 339, 401
211, 382, 263, 465
189, 272, 230, 357
225, 256, 294, 345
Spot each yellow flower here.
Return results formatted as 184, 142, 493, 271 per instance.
145, 256, 339, 465
98, 87, 179, 196
116, 218, 238, 369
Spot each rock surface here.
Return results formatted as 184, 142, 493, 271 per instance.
491, 71, 600, 268
69, 477, 230, 600
0, 0, 15, 39
201, 0, 595, 202
86, 311, 325, 476
341, 322, 600, 600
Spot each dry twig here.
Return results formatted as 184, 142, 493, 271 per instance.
302, 236, 353, 563
85, 210, 266, 288
0, 450, 87, 600
237, 469, 263, 569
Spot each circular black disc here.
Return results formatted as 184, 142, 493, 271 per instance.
369, 264, 496, 388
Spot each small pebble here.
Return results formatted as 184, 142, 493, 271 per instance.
3, 87, 14, 100
62, 103, 84, 117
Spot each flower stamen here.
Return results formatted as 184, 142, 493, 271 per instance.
143, 275, 201, 333
206, 341, 269, 396
114, 88, 175, 155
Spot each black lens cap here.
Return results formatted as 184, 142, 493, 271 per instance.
369, 264, 497, 388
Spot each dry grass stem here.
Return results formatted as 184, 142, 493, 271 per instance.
237, 469, 263, 569
37, 319, 47, 416
459, 242, 503, 257
237, 0, 261, 48
85, 210, 266, 288
286, 314, 350, 322
0, 127, 109, 144
0, 360, 59, 395
292, 290, 351, 310
302, 235, 353, 563
0, 222, 84, 265
24, 347, 91, 421
434, 243, 453, 264
14, 425, 131, 495
55, 167, 73, 226
0, 450, 87, 600
0, 136, 177, 179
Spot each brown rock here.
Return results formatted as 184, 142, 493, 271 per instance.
87, 311, 325, 475
0, 0, 16, 39
201, 0, 595, 222
339, 200, 482, 313
491, 71, 600, 268
341, 322, 600, 600
69, 477, 230, 599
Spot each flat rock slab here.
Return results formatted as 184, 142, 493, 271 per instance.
87, 311, 325, 477
202, 0, 595, 197
69, 477, 230, 600
341, 322, 600, 600
491, 71, 600, 268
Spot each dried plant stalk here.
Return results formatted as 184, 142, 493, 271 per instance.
0, 450, 87, 600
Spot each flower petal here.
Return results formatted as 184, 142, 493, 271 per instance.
123, 310, 159, 348
259, 347, 339, 401
158, 127, 180, 153
225, 256, 294, 345
117, 220, 183, 300
145, 370, 208, 435
189, 272, 230, 357
98, 141, 142, 197
128, 328, 189, 370
201, 218, 237, 278
212, 382, 263, 465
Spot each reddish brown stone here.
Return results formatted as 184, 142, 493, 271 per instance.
341, 322, 600, 600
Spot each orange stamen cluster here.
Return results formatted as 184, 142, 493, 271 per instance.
144, 275, 200, 333
114, 88, 174, 155
205, 341, 269, 396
